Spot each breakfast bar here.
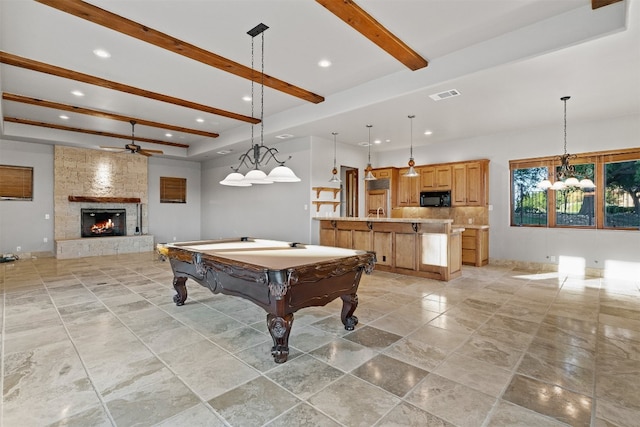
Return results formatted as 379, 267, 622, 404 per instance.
316, 217, 463, 281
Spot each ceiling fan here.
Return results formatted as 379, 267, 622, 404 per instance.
101, 120, 164, 157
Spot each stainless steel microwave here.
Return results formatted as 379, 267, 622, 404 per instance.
420, 191, 451, 207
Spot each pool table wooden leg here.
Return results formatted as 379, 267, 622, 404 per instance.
172, 276, 188, 306
267, 313, 293, 363
340, 293, 359, 330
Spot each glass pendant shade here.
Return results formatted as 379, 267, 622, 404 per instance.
579, 178, 595, 188
220, 172, 251, 187
538, 179, 552, 190
551, 180, 566, 190
268, 166, 301, 182
364, 167, 376, 181
329, 173, 341, 183
244, 169, 273, 184
404, 165, 419, 177
564, 176, 580, 187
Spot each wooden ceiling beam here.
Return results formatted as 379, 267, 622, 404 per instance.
35, 0, 324, 104
316, 0, 428, 71
0, 51, 258, 124
4, 117, 190, 148
592, 0, 623, 10
3, 93, 218, 139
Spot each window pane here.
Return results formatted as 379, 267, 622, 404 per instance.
511, 167, 548, 225
604, 160, 640, 228
554, 163, 595, 227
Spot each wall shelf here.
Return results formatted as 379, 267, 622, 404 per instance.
68, 196, 141, 203
312, 186, 340, 199
312, 201, 340, 212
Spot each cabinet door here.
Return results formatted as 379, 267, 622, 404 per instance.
373, 231, 393, 266
465, 162, 484, 206
452, 164, 467, 206
397, 169, 420, 207
435, 165, 452, 189
420, 166, 436, 190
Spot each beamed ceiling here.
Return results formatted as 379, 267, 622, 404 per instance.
0, 0, 636, 160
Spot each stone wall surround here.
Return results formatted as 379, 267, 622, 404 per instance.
54, 146, 153, 258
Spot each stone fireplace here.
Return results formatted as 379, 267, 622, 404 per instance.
53, 146, 154, 258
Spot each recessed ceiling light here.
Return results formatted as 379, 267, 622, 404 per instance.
71, 90, 84, 97
59, 115, 69, 120
275, 134, 293, 139
196, 118, 204, 123
424, 130, 433, 135
318, 59, 331, 68
216, 150, 232, 155
242, 95, 252, 102
374, 139, 382, 144
165, 133, 173, 138
358, 141, 370, 147
93, 49, 111, 58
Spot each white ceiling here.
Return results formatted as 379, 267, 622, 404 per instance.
1, 0, 638, 161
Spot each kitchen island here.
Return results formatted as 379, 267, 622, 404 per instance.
316, 217, 463, 281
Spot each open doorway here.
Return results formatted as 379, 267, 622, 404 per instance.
343, 166, 358, 217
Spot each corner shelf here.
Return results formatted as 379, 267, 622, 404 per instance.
312, 186, 340, 199
312, 201, 341, 212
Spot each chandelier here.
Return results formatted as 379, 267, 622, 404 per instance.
329, 132, 341, 183
364, 124, 376, 181
220, 23, 300, 187
404, 115, 419, 177
539, 96, 595, 191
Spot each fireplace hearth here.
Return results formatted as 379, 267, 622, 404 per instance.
81, 208, 126, 237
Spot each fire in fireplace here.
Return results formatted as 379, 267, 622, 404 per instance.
81, 208, 126, 237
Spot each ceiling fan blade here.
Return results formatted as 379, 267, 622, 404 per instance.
100, 146, 126, 152
141, 149, 164, 154
137, 150, 153, 157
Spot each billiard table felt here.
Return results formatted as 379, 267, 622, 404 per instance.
172, 239, 366, 270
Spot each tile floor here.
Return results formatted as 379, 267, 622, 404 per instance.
1, 252, 639, 426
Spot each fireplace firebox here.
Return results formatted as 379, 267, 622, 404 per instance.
81, 208, 126, 237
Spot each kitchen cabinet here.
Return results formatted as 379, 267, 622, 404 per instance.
317, 218, 462, 281
420, 165, 452, 190
462, 227, 489, 266
452, 160, 488, 206
397, 168, 420, 207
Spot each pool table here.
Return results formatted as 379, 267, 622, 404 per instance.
158, 237, 376, 363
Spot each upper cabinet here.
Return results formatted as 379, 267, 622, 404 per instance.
452, 160, 489, 206
419, 165, 452, 191
397, 168, 420, 207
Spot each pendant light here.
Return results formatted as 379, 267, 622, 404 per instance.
364, 124, 376, 181
538, 96, 595, 191
220, 23, 300, 187
404, 115, 419, 177
329, 132, 341, 183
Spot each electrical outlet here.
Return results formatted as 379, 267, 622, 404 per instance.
43, 237, 48, 243
45, 214, 50, 220
16, 246, 21, 252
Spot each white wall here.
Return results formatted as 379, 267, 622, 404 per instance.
0, 139, 54, 255
148, 157, 201, 244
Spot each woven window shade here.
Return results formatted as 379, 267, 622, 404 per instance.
160, 176, 186, 203
0, 165, 33, 200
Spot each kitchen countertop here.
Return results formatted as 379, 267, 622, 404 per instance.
314, 217, 454, 224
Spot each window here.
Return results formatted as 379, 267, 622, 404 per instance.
0, 165, 34, 200
160, 177, 186, 203
510, 148, 640, 230
604, 158, 640, 228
